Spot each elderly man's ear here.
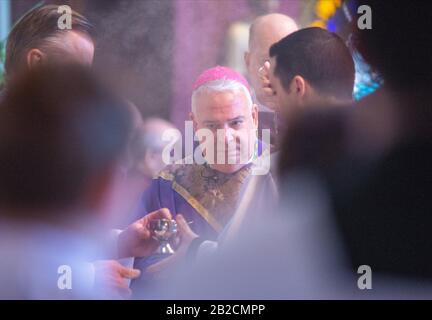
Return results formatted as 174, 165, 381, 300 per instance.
27, 49, 46, 69
252, 104, 259, 127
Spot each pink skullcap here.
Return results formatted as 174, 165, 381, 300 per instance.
192, 66, 251, 93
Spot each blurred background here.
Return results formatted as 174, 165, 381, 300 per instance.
0, 0, 378, 129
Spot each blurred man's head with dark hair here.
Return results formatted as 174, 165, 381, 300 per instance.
269, 27, 355, 116
5, 5, 94, 83
355, 0, 432, 93
0, 65, 131, 221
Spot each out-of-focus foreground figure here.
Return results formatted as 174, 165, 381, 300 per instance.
276, 0, 432, 297
0, 64, 134, 298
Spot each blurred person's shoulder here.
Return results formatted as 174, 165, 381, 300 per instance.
278, 104, 353, 174
0, 220, 100, 299
347, 87, 401, 158
278, 90, 402, 172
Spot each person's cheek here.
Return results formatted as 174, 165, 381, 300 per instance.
277, 85, 286, 110
277, 92, 284, 110
235, 129, 249, 162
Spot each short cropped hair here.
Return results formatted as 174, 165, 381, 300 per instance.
270, 27, 355, 100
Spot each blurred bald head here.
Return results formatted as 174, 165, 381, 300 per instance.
142, 117, 176, 137
245, 14, 298, 107
129, 118, 177, 177
249, 13, 298, 52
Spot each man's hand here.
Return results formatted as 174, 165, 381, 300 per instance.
93, 260, 140, 298
259, 61, 276, 96
117, 208, 172, 258
146, 214, 199, 277
259, 61, 278, 110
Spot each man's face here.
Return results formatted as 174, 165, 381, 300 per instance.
269, 57, 297, 118
192, 89, 258, 173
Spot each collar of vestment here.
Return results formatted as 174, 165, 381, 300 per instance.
158, 159, 253, 233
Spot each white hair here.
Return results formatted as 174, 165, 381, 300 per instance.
191, 79, 253, 113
